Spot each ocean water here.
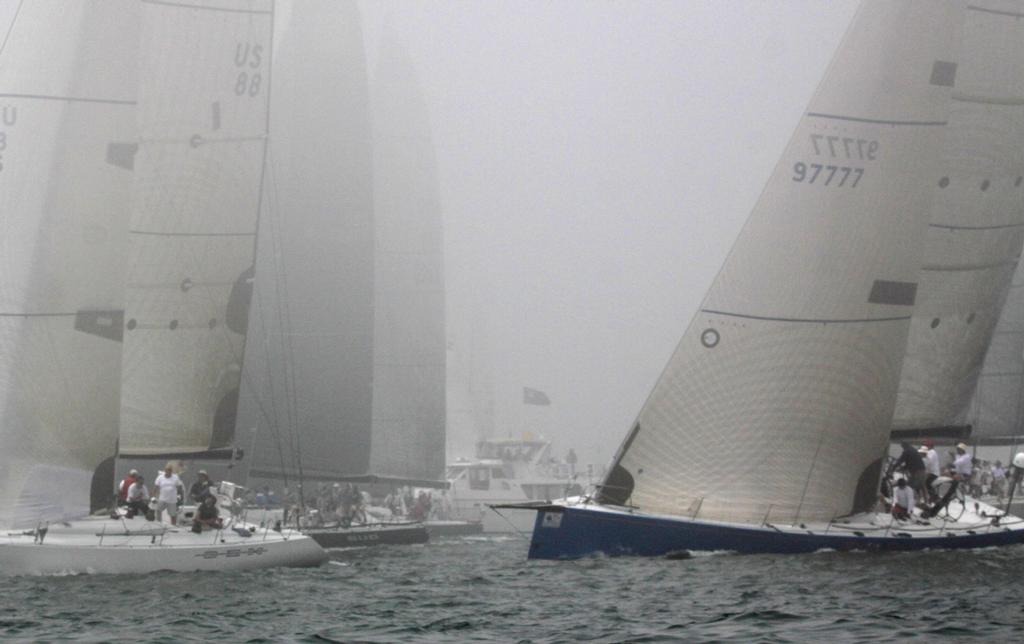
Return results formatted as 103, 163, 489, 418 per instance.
3, 532, 1024, 642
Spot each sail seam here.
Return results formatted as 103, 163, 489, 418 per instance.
952, 92, 1024, 106
930, 223, 1024, 231
0, 312, 77, 317
700, 309, 911, 324
921, 260, 1017, 272
128, 230, 255, 237
806, 112, 947, 127
967, 4, 1024, 19
140, 0, 272, 15
0, 93, 135, 106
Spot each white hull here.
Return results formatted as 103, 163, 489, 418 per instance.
0, 518, 326, 576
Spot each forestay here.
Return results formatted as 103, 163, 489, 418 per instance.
598, 2, 962, 525
120, 0, 273, 455
892, 1, 1024, 434
0, 0, 137, 526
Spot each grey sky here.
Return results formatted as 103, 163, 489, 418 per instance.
359, 1, 858, 466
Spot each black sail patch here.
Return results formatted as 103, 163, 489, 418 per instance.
74, 310, 124, 342
868, 280, 917, 306
226, 266, 255, 335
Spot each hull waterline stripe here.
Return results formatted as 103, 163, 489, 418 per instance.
700, 309, 911, 324
0, 93, 135, 106
806, 112, 947, 127
140, 0, 272, 15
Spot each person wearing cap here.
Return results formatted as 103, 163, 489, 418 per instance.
191, 495, 222, 532
892, 478, 914, 520
952, 443, 973, 481
189, 470, 215, 503
117, 469, 140, 505
125, 476, 150, 518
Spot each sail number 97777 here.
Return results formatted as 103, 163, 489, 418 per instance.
793, 162, 863, 188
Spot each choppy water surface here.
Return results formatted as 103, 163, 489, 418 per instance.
3, 533, 1024, 642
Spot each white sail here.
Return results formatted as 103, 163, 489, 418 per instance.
119, 0, 273, 456
892, 1, 1024, 434
369, 31, 447, 485
245, 0, 377, 481
598, 1, 962, 525
971, 262, 1024, 442
0, 0, 137, 527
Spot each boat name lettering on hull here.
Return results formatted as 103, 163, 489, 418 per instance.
193, 546, 268, 560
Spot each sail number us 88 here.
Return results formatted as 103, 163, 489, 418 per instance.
233, 42, 264, 97
792, 134, 879, 189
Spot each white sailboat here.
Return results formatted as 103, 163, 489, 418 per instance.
517, 1, 1024, 558
0, 0, 324, 574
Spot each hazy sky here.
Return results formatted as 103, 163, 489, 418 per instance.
359, 1, 859, 466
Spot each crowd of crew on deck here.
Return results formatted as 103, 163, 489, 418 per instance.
886, 440, 1022, 520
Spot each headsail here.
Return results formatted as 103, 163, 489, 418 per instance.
119, 0, 273, 456
598, 1, 962, 524
891, 1, 1024, 438
0, 0, 137, 526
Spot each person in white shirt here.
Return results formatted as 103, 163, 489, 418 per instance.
952, 443, 973, 481
991, 461, 1007, 500
921, 442, 941, 503
153, 464, 184, 525
892, 478, 914, 520
125, 478, 150, 518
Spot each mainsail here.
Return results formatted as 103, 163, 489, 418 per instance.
0, 0, 137, 526
970, 262, 1024, 445
368, 31, 447, 486
245, 0, 377, 482
597, 1, 962, 525
891, 1, 1024, 437
119, 0, 273, 456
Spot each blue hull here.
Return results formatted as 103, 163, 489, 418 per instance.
526, 505, 1024, 559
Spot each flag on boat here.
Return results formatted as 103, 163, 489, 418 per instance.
523, 387, 550, 406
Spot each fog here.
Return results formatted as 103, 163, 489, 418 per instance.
355, 1, 858, 466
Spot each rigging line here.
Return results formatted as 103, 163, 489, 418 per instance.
700, 309, 912, 324
242, 0, 291, 491
805, 112, 947, 127
266, 146, 306, 500
0, 0, 24, 63
250, 147, 291, 490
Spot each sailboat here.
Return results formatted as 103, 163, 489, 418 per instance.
0, 0, 324, 574
515, 1, 1024, 558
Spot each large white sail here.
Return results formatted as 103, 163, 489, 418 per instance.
368, 31, 447, 486
119, 0, 273, 456
892, 1, 1024, 434
970, 262, 1024, 443
0, 0, 137, 526
598, 2, 962, 525
245, 0, 377, 482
